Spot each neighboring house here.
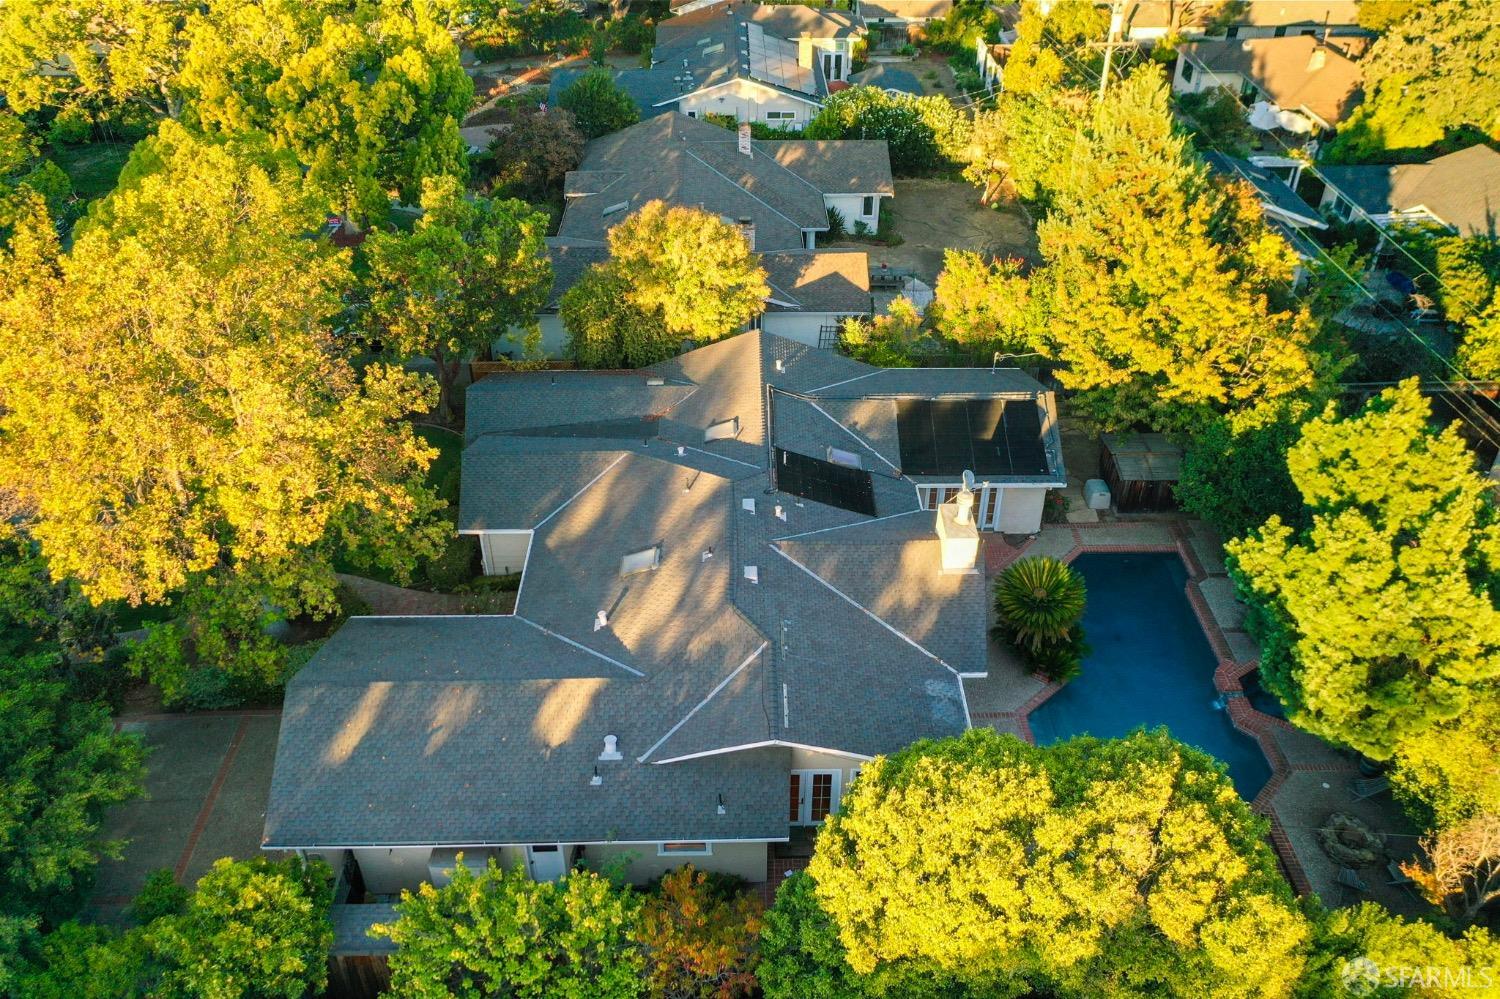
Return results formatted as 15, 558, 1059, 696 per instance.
1172, 35, 1363, 132
550, 3, 860, 127
1116, 0, 1364, 42
1203, 151, 1326, 262
1316, 145, 1500, 237
263, 331, 1065, 897
856, 0, 954, 29
529, 113, 893, 354
849, 62, 924, 95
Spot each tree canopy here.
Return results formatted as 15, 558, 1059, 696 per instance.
930, 250, 1039, 353
0, 122, 445, 699
1327, 0, 1500, 160
373, 861, 645, 999
1228, 381, 1500, 771
805, 86, 970, 175
805, 728, 1309, 999
1174, 402, 1312, 543
363, 175, 552, 421
556, 67, 640, 139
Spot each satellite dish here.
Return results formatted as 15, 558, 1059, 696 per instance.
1248, 101, 1281, 131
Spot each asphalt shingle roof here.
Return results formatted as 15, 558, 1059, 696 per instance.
1204, 152, 1324, 227
1321, 146, 1500, 236
1179, 36, 1362, 126
269, 332, 1063, 850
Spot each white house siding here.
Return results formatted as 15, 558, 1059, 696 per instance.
824, 192, 883, 231
584, 841, 770, 884
810, 37, 856, 82
351, 847, 444, 894
476, 530, 532, 576
761, 311, 849, 347
1170, 61, 1246, 99
678, 80, 817, 127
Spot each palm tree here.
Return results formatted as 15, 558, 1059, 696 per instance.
991, 557, 1088, 681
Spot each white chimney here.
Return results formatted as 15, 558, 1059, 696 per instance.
738, 216, 755, 250
737, 122, 752, 156
936, 470, 979, 573
1306, 45, 1327, 72
797, 33, 814, 70
599, 735, 622, 761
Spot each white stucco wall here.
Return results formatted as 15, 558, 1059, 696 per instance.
583, 841, 770, 884
996, 485, 1047, 534
679, 80, 818, 126
761, 311, 849, 346
352, 847, 440, 895
824, 192, 882, 231
477, 530, 531, 576
1171, 60, 1245, 98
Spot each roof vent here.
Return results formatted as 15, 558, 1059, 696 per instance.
705, 416, 740, 442
774, 358, 785, 373
743, 565, 759, 584
774, 504, 787, 521
594, 610, 609, 631
1306, 46, 1327, 72
741, 497, 756, 514
590, 765, 603, 786
620, 545, 662, 576
602, 201, 629, 218
701, 547, 715, 561
827, 446, 862, 469
646, 376, 665, 386
599, 735, 623, 761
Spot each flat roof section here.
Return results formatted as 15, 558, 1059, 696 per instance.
895, 398, 1049, 477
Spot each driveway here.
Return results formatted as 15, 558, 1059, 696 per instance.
872, 178, 1040, 284
85, 711, 283, 924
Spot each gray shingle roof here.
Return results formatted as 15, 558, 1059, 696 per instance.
762, 250, 871, 313
1178, 36, 1362, 126
1323, 146, 1500, 236
1204, 152, 1324, 228
269, 332, 1066, 850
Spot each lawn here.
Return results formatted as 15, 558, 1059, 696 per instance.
52, 141, 133, 200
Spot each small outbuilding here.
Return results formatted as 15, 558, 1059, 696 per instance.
1099, 433, 1182, 512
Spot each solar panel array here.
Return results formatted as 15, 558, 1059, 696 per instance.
774, 447, 877, 516
744, 23, 815, 94
894, 399, 1050, 476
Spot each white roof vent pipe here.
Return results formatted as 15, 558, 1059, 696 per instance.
599, 735, 623, 761
594, 610, 609, 631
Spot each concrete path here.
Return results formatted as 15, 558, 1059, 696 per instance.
87, 711, 283, 924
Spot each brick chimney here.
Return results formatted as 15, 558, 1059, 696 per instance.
737, 216, 755, 251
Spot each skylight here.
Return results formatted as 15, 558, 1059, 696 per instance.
704, 417, 740, 442
620, 545, 662, 576
827, 446, 863, 469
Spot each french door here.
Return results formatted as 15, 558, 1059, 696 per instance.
789, 769, 842, 825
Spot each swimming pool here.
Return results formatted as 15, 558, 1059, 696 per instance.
1026, 552, 1273, 800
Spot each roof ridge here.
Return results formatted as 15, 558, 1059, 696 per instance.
636, 641, 769, 761
681, 147, 818, 230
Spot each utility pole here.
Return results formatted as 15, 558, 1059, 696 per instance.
1097, 0, 1126, 101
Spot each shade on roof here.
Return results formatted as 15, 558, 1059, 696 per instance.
895, 398, 1049, 476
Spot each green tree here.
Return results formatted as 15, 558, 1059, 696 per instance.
931, 250, 1040, 352
1227, 381, 1500, 763
639, 866, 763, 999
364, 176, 552, 423
0, 649, 146, 986
144, 857, 333, 999
1036, 67, 1323, 431
805, 86, 970, 175
806, 729, 1309, 998
0, 122, 446, 699
1458, 286, 1500, 380
179, 0, 470, 223
556, 67, 640, 138
990, 556, 1088, 681
606, 200, 768, 342
1175, 402, 1312, 542
966, 88, 1087, 208
1327, 0, 1500, 160
0, 0, 192, 116
1308, 903, 1499, 998
838, 297, 925, 367
560, 265, 676, 368
373, 860, 645, 999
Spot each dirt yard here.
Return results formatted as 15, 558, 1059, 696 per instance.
874, 178, 1040, 283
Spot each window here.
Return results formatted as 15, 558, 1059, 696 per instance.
790, 769, 842, 825
686, 110, 698, 118
1225, 25, 1239, 38
1273, 25, 1287, 37
658, 842, 712, 856
766, 110, 796, 121
1180, 60, 1194, 83
827, 446, 862, 469
862, 195, 874, 217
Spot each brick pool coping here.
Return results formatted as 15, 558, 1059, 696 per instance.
992, 522, 1319, 896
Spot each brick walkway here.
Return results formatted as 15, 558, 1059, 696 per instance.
337, 573, 464, 616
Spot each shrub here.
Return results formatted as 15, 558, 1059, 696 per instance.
45, 106, 91, 145
825, 206, 846, 239
557, 67, 640, 138
131, 870, 188, 924
639, 866, 763, 999
990, 556, 1088, 681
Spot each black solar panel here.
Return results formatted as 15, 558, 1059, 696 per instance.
775, 447, 877, 516
895, 399, 1050, 476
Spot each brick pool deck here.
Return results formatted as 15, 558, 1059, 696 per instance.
965, 519, 1426, 913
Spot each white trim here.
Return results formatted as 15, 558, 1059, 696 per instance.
653, 78, 823, 109
956, 673, 973, 730
534, 454, 628, 529
657, 841, 714, 856
514, 615, 646, 677
650, 739, 874, 766
771, 508, 924, 541
265, 835, 788, 850
637, 643, 769, 762
804, 368, 883, 393
790, 768, 843, 825
771, 544, 958, 674
514, 530, 535, 609
957, 671, 988, 680
802, 398, 903, 473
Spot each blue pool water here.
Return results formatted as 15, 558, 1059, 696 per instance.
1027, 552, 1273, 799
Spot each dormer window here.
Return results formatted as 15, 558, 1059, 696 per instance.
705, 417, 740, 442
620, 545, 662, 576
